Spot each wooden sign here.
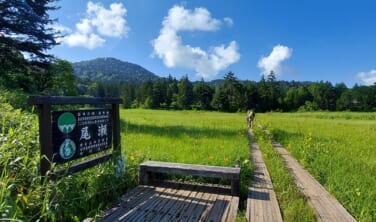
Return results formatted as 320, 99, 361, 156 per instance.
52, 109, 112, 163
28, 96, 122, 177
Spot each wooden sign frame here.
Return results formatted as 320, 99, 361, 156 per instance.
28, 96, 122, 177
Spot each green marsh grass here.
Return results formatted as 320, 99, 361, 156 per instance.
0, 103, 134, 221
257, 112, 376, 221
253, 127, 317, 222
121, 109, 252, 219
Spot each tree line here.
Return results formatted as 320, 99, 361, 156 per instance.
82, 71, 376, 112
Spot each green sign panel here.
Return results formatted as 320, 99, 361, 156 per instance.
57, 112, 76, 134
52, 109, 112, 163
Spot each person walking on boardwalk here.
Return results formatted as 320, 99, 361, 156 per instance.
246, 109, 256, 128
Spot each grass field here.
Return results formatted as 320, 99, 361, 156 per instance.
256, 112, 376, 222
253, 127, 317, 222
120, 109, 252, 215
121, 109, 249, 166
120, 109, 315, 221
4, 107, 373, 221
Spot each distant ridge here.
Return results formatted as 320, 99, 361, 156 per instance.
72, 57, 159, 83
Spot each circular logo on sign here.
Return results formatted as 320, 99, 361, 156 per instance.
59, 139, 76, 160
58, 112, 76, 134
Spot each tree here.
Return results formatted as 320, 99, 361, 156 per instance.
193, 79, 214, 110
211, 72, 244, 112
177, 76, 194, 109
151, 79, 167, 109
0, 0, 60, 93
0, 44, 29, 90
137, 80, 153, 108
166, 75, 178, 108
244, 81, 259, 110
0, 0, 59, 62
257, 72, 281, 111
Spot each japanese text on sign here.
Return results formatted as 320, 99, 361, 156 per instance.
52, 109, 112, 163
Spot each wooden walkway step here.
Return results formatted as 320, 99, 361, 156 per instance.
247, 130, 283, 222
96, 181, 239, 222
272, 141, 356, 222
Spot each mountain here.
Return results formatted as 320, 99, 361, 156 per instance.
72, 57, 159, 83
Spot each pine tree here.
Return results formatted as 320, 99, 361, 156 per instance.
0, 0, 59, 62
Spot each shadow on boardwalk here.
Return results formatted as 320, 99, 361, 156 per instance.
96, 181, 239, 222
247, 129, 283, 222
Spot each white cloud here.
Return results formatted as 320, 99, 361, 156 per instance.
162, 6, 221, 32
61, 1, 128, 49
52, 24, 72, 33
64, 32, 105, 50
356, 70, 376, 85
76, 19, 92, 34
87, 1, 128, 37
223, 17, 233, 26
152, 5, 240, 80
258, 45, 292, 76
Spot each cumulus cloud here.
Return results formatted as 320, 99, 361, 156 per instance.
152, 5, 240, 80
87, 1, 128, 37
258, 45, 292, 76
61, 1, 128, 49
223, 17, 233, 26
357, 70, 376, 85
63, 32, 105, 50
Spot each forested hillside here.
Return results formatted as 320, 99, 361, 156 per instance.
72, 57, 158, 83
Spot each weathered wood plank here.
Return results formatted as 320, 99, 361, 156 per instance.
139, 161, 240, 195
247, 130, 283, 222
140, 161, 240, 179
97, 183, 239, 222
272, 141, 356, 222
97, 182, 238, 222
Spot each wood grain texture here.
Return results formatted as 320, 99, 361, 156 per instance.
272, 141, 356, 222
247, 130, 283, 222
96, 182, 239, 222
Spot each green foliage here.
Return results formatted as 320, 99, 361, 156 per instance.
0, 103, 39, 220
192, 79, 214, 110
72, 57, 158, 83
0, 102, 134, 221
177, 76, 194, 109
122, 109, 252, 213
254, 127, 316, 221
258, 112, 376, 221
0, 0, 59, 62
298, 101, 320, 112
212, 72, 244, 112
0, 88, 29, 110
72, 65, 375, 112
48, 59, 77, 96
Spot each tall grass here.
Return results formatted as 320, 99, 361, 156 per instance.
257, 112, 376, 222
121, 109, 252, 214
1, 107, 252, 221
253, 127, 317, 222
0, 103, 134, 221
122, 109, 249, 166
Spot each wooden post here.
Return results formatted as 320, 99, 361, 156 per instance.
112, 103, 121, 156
37, 103, 53, 177
231, 178, 240, 196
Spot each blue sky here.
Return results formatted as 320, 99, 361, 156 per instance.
50, 0, 376, 87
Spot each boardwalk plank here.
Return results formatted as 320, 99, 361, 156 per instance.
272, 141, 356, 222
247, 130, 283, 222
97, 181, 238, 222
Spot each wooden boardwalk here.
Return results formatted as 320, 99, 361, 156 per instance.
272, 141, 356, 222
247, 130, 283, 222
96, 181, 239, 222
